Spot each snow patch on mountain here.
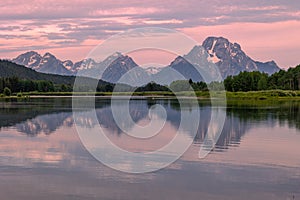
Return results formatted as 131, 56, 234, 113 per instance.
145, 66, 162, 74
207, 52, 221, 63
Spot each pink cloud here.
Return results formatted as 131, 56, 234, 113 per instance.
143, 19, 183, 25
89, 7, 165, 17
0, 0, 299, 68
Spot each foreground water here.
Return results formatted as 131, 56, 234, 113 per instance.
0, 98, 299, 200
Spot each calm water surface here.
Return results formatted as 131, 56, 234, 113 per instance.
0, 98, 299, 200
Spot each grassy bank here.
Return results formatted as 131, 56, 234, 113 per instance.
19, 91, 211, 98
19, 91, 175, 97
226, 90, 300, 100
1, 90, 300, 100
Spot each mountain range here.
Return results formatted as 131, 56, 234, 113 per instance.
12, 37, 281, 84
0, 60, 111, 87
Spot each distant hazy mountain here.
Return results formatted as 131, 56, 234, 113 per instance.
154, 56, 203, 85
202, 37, 280, 77
153, 45, 221, 84
11, 36, 281, 83
102, 55, 137, 82
75, 53, 150, 86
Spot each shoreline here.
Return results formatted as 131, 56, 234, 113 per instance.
0, 90, 300, 100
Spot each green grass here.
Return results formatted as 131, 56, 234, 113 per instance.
1, 90, 299, 100
226, 90, 300, 100
0, 95, 30, 101
19, 91, 213, 98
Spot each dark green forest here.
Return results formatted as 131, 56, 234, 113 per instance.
191, 64, 300, 92
224, 65, 300, 91
175, 64, 300, 92
0, 76, 117, 94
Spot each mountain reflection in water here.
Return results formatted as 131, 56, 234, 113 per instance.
1, 98, 299, 152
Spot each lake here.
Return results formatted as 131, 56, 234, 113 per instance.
0, 97, 299, 200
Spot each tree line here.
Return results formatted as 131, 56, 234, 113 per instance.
224, 65, 300, 91
0, 77, 115, 95
0, 77, 72, 94
167, 64, 300, 92
1, 64, 299, 95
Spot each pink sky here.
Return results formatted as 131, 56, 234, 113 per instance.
0, 0, 300, 68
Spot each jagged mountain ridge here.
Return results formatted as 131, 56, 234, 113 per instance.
202, 37, 280, 77
13, 51, 73, 75
11, 37, 281, 83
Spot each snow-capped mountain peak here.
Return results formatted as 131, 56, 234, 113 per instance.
12, 51, 42, 70
62, 60, 74, 70
202, 36, 280, 77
